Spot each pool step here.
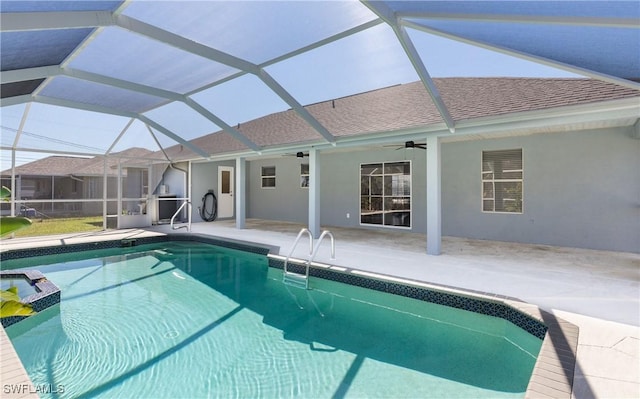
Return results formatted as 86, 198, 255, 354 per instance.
283, 271, 308, 289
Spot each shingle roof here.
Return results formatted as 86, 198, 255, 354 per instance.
5, 78, 638, 169
436, 78, 639, 120
1, 147, 154, 177
161, 77, 640, 160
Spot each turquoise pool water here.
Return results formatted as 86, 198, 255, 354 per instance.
5, 242, 542, 398
1, 276, 37, 297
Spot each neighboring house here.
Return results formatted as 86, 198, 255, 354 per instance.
156, 78, 640, 254
0, 148, 154, 217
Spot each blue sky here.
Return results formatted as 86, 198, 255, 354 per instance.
0, 8, 580, 171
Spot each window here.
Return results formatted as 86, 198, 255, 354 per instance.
482, 149, 523, 213
261, 166, 276, 188
300, 164, 309, 188
360, 161, 411, 228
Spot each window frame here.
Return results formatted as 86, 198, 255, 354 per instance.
481, 149, 523, 214
359, 160, 412, 229
300, 163, 309, 189
261, 166, 276, 189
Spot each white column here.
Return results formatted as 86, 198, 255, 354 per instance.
426, 135, 442, 255
103, 157, 107, 230
235, 157, 246, 229
51, 175, 55, 212
308, 148, 321, 238
117, 159, 122, 228
187, 161, 192, 227
10, 149, 16, 217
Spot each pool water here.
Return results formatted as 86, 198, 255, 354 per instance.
5, 242, 542, 398
1, 277, 37, 297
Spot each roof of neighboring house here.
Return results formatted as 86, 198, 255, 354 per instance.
0, 147, 155, 177
157, 77, 640, 161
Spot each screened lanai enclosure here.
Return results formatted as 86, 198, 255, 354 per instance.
1, 1, 639, 253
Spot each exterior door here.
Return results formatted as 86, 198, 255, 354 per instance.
217, 166, 234, 218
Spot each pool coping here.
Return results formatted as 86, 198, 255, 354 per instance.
0, 234, 578, 398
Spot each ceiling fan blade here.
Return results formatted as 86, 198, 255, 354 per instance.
282, 152, 309, 157
384, 141, 427, 150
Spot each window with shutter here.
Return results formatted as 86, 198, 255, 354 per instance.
482, 149, 523, 213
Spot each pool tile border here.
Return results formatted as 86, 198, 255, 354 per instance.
0, 233, 273, 262
0, 235, 577, 398
269, 257, 547, 338
272, 255, 578, 399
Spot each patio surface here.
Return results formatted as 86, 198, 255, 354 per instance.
1, 218, 638, 398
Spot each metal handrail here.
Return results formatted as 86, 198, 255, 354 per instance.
309, 230, 336, 265
284, 228, 313, 277
170, 201, 192, 232
283, 228, 335, 289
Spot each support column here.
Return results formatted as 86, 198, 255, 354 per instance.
235, 157, 246, 229
187, 161, 192, 227
426, 135, 442, 255
117, 159, 122, 228
103, 157, 107, 230
12, 103, 30, 218
308, 148, 321, 238
10, 150, 16, 217
51, 175, 54, 212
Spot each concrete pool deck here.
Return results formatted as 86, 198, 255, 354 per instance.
1, 219, 638, 398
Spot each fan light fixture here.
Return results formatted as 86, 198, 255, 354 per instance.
404, 141, 427, 150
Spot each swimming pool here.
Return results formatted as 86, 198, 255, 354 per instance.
4, 240, 543, 398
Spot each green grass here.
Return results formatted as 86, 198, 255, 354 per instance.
11, 216, 103, 238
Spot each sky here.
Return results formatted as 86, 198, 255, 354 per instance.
0, 1, 583, 172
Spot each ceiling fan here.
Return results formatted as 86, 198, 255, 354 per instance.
283, 152, 309, 158
385, 140, 427, 150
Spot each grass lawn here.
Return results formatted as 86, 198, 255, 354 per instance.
12, 216, 103, 238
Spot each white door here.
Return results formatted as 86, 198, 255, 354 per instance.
217, 166, 234, 218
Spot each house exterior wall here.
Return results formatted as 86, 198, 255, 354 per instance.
247, 157, 309, 223
161, 163, 188, 199
319, 148, 427, 232
191, 160, 235, 221
241, 126, 638, 253
246, 149, 427, 230
442, 126, 640, 253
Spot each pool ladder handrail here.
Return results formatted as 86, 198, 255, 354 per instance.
283, 228, 335, 289
170, 201, 192, 232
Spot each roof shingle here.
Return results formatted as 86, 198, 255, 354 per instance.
167, 78, 639, 159
1, 147, 154, 176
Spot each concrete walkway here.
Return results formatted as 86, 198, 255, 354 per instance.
1, 219, 638, 398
